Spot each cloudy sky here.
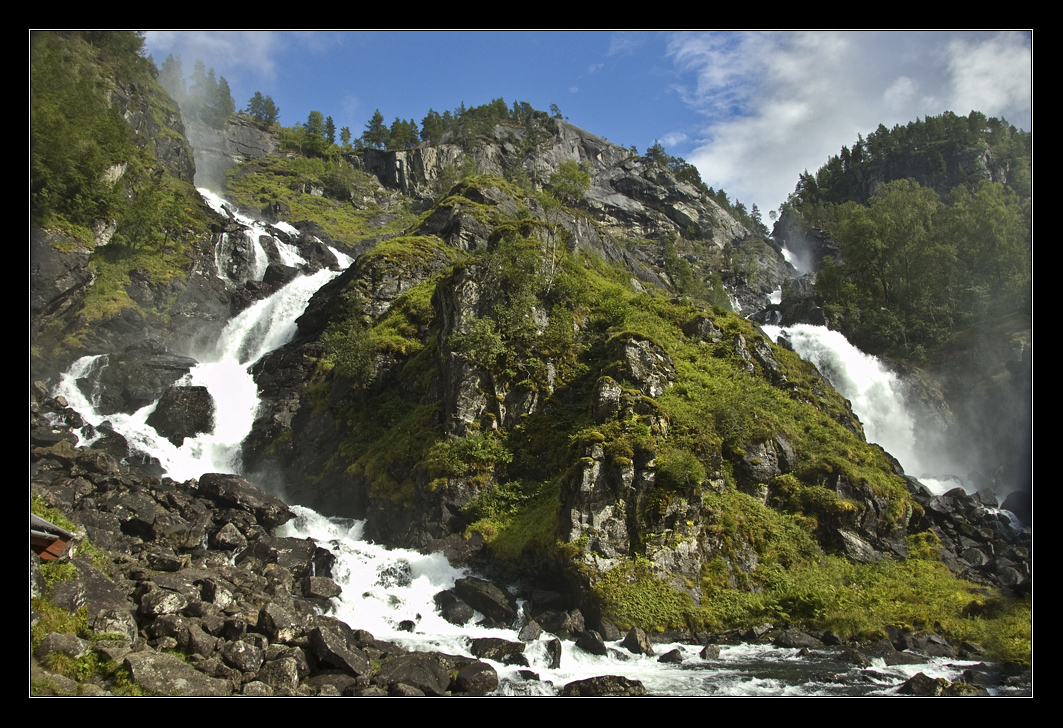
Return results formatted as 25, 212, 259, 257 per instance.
145, 30, 1032, 214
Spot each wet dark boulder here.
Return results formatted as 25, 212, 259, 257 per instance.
146, 385, 214, 446
93, 343, 200, 415
453, 576, 519, 627
561, 675, 647, 696
198, 473, 293, 529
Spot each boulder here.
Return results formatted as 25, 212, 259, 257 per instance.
561, 675, 647, 696
198, 473, 292, 529
145, 386, 214, 446
124, 651, 230, 696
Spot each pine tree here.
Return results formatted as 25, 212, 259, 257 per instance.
158, 54, 185, 103
246, 92, 279, 126
325, 116, 336, 145
421, 109, 444, 144
362, 109, 389, 150
304, 111, 328, 156
208, 76, 235, 127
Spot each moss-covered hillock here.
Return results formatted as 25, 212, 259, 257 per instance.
235, 171, 1031, 662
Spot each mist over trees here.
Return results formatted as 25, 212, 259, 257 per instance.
158, 54, 235, 129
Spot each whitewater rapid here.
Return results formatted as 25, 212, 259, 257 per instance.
278, 505, 982, 696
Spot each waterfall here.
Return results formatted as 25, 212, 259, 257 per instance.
199, 187, 299, 283
761, 323, 962, 490
51, 184, 359, 481
55, 268, 339, 482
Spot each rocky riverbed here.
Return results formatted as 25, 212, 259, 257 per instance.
31, 387, 1029, 696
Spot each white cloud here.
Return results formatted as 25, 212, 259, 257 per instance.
661, 131, 688, 147
569, 86, 579, 94
883, 76, 917, 111
665, 31, 1032, 212
607, 32, 644, 57
588, 62, 604, 74
946, 31, 1031, 125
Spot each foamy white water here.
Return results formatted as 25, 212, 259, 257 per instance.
761, 323, 962, 482
55, 268, 339, 482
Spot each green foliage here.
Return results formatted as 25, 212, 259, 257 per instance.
323, 317, 376, 387
470, 480, 560, 564
31, 32, 135, 228
225, 155, 415, 244
39, 560, 78, 587
763, 549, 1030, 663
363, 109, 389, 150
31, 494, 78, 533
813, 176, 1030, 360
548, 160, 591, 205
595, 559, 698, 632
184, 59, 234, 128
31, 600, 91, 652
388, 117, 419, 150
655, 447, 706, 490
786, 110, 1031, 362
433, 157, 479, 198
426, 431, 512, 482
792, 111, 1031, 210
246, 91, 279, 127
451, 317, 506, 369
421, 109, 446, 144
30, 30, 212, 360
303, 110, 329, 157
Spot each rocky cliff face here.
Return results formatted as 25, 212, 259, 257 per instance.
184, 116, 278, 189
363, 120, 753, 249
233, 175, 925, 623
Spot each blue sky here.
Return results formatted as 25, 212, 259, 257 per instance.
145, 30, 1032, 215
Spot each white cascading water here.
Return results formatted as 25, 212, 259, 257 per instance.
199, 188, 299, 282
49, 198, 984, 695
54, 267, 340, 481
760, 323, 966, 493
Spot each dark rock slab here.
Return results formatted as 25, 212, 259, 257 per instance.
898, 672, 947, 696
621, 626, 654, 656
561, 675, 647, 696
146, 385, 214, 446
309, 626, 372, 677
469, 637, 525, 661
657, 648, 684, 664
576, 630, 608, 656
455, 660, 499, 694
453, 576, 518, 626
773, 629, 824, 649
198, 473, 292, 529
372, 652, 454, 696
